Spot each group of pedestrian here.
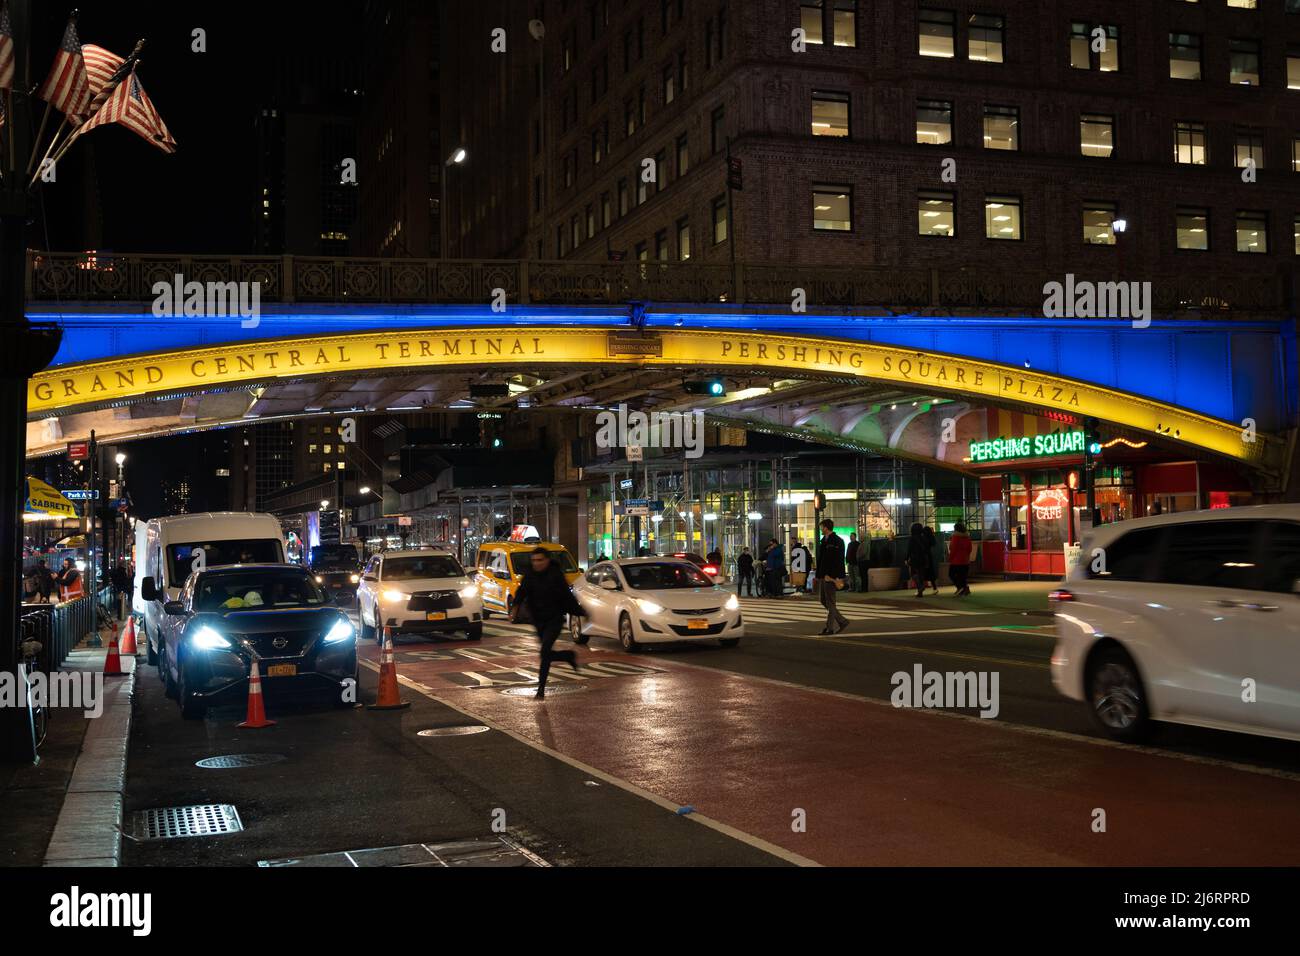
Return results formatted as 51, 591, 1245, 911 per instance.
22, 557, 83, 604
906, 523, 973, 598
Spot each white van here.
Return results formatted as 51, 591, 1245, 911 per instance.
135, 513, 286, 664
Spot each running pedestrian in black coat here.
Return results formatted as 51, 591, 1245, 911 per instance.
511, 547, 587, 699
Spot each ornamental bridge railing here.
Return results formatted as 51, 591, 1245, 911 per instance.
24, 251, 1295, 317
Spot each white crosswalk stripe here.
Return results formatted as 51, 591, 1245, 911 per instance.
735, 597, 987, 624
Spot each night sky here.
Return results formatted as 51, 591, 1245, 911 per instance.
28, 0, 357, 253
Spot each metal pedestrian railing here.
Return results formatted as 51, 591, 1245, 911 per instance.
18, 586, 118, 675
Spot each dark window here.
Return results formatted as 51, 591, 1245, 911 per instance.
1258, 522, 1300, 593
1160, 521, 1260, 590
1086, 527, 1165, 582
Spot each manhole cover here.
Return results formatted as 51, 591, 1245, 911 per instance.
500, 684, 588, 698
417, 725, 490, 737
196, 753, 287, 769
131, 804, 244, 841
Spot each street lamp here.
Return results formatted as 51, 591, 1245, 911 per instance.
320, 499, 330, 510
114, 452, 126, 467
440, 146, 468, 260
358, 486, 371, 496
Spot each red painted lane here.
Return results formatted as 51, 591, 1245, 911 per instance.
363, 636, 1300, 866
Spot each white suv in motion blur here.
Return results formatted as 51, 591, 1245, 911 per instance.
1050, 506, 1300, 743
357, 549, 483, 643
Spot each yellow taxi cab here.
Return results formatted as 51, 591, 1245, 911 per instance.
474, 533, 581, 617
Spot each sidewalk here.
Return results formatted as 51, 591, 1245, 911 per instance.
730, 578, 1055, 616
0, 643, 137, 867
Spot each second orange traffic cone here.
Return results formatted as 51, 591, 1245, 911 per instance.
367, 629, 410, 711
237, 661, 277, 728
103, 636, 126, 677
119, 617, 138, 656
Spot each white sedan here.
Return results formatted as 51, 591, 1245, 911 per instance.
569, 557, 743, 651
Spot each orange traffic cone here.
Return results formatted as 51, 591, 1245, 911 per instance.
237, 660, 277, 728
103, 635, 126, 677
119, 617, 138, 656
367, 629, 410, 711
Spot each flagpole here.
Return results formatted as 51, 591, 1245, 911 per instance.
25, 99, 51, 175
28, 115, 65, 184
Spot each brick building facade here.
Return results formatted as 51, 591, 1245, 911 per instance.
442, 0, 1300, 285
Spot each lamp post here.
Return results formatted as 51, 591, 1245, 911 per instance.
439, 147, 467, 259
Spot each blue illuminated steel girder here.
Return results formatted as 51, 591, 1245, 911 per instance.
27, 302, 1298, 433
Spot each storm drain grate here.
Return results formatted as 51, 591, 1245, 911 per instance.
500, 684, 588, 698
257, 835, 548, 868
196, 753, 287, 769
417, 725, 490, 737
131, 804, 244, 841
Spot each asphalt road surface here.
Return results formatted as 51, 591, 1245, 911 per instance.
120, 594, 1300, 866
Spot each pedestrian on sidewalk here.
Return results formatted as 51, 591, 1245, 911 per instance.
763, 539, 785, 598
511, 547, 586, 700
906, 524, 932, 599
857, 536, 874, 592
948, 523, 973, 596
846, 533, 861, 592
736, 547, 756, 596
815, 519, 849, 634
922, 526, 940, 594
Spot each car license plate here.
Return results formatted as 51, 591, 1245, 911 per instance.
688, 619, 709, 630
426, 611, 446, 621
266, 664, 296, 677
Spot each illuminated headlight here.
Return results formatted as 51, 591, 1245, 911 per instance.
725, 594, 740, 611
315, 575, 324, 583
191, 626, 232, 651
458, 584, 479, 599
350, 574, 360, 584
323, 618, 355, 644
635, 599, 664, 615
382, 589, 408, 603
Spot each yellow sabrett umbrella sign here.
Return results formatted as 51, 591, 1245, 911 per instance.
25, 477, 78, 520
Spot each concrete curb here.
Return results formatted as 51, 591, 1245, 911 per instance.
43, 648, 136, 867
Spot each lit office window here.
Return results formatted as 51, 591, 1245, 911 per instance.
1289, 45, 1300, 89
601, 192, 612, 228
918, 191, 955, 237
1236, 211, 1268, 253
1227, 1, 1257, 8
812, 91, 850, 137
1294, 216, 1300, 255
983, 105, 1019, 151
1176, 207, 1209, 251
1293, 137, 1300, 172
1169, 33, 1202, 80
833, 1, 857, 47
968, 14, 1005, 63
1071, 22, 1119, 71
1230, 39, 1260, 86
677, 218, 691, 260
801, 0, 824, 45
813, 185, 853, 231
916, 99, 953, 145
655, 230, 669, 261
1175, 121, 1207, 165
712, 195, 728, 244
663, 65, 675, 104
1235, 128, 1264, 169
985, 196, 1021, 240
919, 9, 956, 58
1080, 113, 1114, 158
1083, 203, 1117, 246
676, 134, 690, 175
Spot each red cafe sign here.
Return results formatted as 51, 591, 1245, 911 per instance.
1031, 488, 1070, 522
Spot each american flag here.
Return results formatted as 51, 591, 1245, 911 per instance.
36, 15, 92, 119
0, 1, 15, 92
82, 44, 124, 96
120, 68, 175, 153
65, 65, 175, 154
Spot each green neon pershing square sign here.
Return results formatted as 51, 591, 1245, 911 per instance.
969, 430, 1085, 464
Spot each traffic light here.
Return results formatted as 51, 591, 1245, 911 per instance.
683, 379, 726, 397
727, 157, 743, 191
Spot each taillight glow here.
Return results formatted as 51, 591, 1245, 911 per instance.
1048, 589, 1074, 602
